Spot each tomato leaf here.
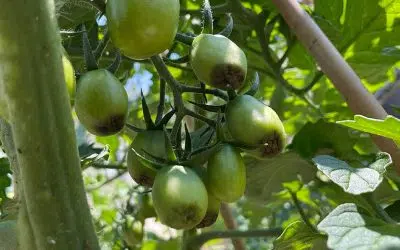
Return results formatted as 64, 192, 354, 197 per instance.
384, 200, 400, 222
163, 126, 177, 162
288, 119, 358, 159
141, 91, 156, 130
245, 152, 317, 204
337, 115, 400, 147
130, 148, 166, 171
312, 153, 391, 195
273, 221, 327, 250
318, 203, 400, 250
183, 123, 192, 158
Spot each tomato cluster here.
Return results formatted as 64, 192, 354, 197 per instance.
62, 0, 286, 232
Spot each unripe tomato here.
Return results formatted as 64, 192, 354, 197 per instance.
137, 193, 157, 221
207, 144, 246, 203
225, 95, 286, 157
127, 130, 167, 187
193, 166, 221, 228
62, 55, 76, 103
152, 165, 208, 230
75, 69, 128, 136
123, 221, 143, 247
190, 34, 247, 90
106, 0, 180, 60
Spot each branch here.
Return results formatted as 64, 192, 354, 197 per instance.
364, 194, 397, 224
220, 203, 246, 250
289, 190, 318, 232
184, 228, 283, 250
270, 0, 400, 174
90, 163, 127, 170
180, 84, 228, 101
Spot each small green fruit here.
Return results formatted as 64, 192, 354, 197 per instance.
225, 95, 286, 157
75, 69, 128, 136
193, 166, 220, 228
190, 34, 247, 90
207, 144, 246, 203
127, 130, 167, 187
123, 221, 143, 247
152, 165, 208, 229
62, 55, 76, 103
137, 193, 157, 221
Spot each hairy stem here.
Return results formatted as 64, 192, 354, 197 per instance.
289, 191, 318, 232
0, 0, 99, 249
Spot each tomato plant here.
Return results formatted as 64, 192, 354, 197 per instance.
2, 0, 400, 249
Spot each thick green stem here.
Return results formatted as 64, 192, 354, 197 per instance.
364, 194, 397, 224
0, 1, 99, 249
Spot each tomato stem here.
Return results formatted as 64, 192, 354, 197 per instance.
201, 0, 214, 34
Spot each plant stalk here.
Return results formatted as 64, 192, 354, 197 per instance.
0, 0, 99, 249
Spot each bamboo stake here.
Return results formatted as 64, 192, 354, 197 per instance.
271, 0, 400, 173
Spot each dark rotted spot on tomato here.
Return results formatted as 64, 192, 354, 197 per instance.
170, 203, 201, 228
133, 174, 154, 188
210, 64, 245, 90
94, 114, 126, 136
196, 211, 219, 228
260, 131, 284, 157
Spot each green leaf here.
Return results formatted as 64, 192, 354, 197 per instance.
245, 152, 317, 203
273, 221, 327, 250
314, 0, 400, 85
384, 200, 400, 221
163, 127, 177, 162
337, 115, 400, 146
57, 0, 98, 30
312, 154, 391, 195
288, 119, 358, 159
317, 183, 376, 216
318, 203, 400, 250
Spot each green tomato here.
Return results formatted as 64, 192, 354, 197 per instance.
207, 144, 246, 203
75, 69, 128, 136
106, 0, 180, 60
225, 95, 286, 157
152, 165, 208, 230
193, 166, 221, 228
62, 55, 76, 103
137, 193, 157, 221
190, 34, 247, 90
127, 130, 167, 187
123, 221, 143, 247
